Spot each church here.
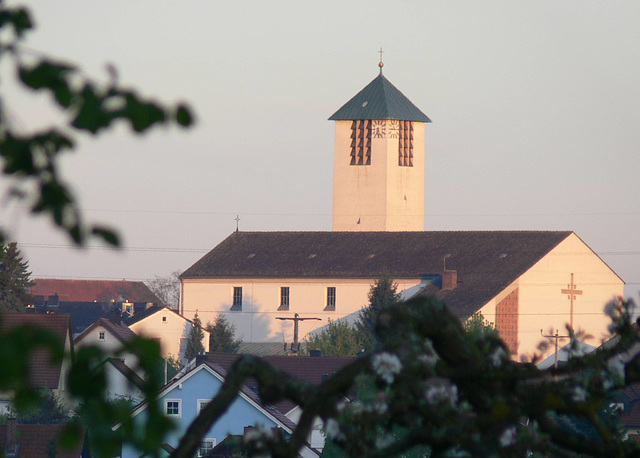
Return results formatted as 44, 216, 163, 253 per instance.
180, 62, 624, 358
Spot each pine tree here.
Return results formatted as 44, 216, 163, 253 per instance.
184, 312, 205, 362
206, 314, 242, 353
0, 242, 35, 312
355, 276, 401, 352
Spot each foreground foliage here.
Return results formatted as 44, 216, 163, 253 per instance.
0, 5, 193, 246
173, 296, 640, 458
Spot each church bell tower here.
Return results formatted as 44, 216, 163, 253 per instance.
329, 60, 431, 232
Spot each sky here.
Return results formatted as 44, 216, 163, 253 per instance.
2, 1, 640, 299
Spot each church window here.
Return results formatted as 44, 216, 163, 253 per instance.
325, 287, 336, 311
231, 287, 243, 311
350, 120, 371, 166
398, 121, 414, 167
279, 287, 290, 311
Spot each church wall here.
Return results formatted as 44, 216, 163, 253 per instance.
474, 234, 623, 360
181, 277, 422, 343
385, 121, 425, 231
332, 120, 388, 231
516, 233, 623, 359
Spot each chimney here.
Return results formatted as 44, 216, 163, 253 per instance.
6, 418, 17, 455
442, 270, 458, 290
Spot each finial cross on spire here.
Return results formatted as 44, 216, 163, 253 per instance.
378, 47, 384, 72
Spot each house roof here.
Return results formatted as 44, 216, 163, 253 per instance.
123, 305, 188, 327
33, 301, 154, 336
74, 317, 137, 346
30, 278, 161, 304
181, 230, 574, 319
0, 423, 88, 457
329, 70, 431, 123
0, 313, 71, 389
199, 353, 355, 416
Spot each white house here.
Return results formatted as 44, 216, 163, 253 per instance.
124, 306, 209, 364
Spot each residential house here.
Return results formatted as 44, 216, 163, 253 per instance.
118, 360, 319, 457
0, 314, 73, 414
74, 318, 144, 401
124, 306, 209, 365
200, 353, 354, 451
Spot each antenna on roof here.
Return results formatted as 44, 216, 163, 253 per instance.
378, 47, 384, 74
235, 215, 240, 232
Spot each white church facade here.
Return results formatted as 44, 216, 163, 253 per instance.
180, 64, 624, 359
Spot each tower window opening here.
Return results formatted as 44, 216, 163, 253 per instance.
398, 121, 414, 167
350, 120, 371, 166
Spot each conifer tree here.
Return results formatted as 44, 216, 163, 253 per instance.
0, 242, 35, 312
355, 276, 401, 352
206, 314, 242, 353
184, 312, 205, 362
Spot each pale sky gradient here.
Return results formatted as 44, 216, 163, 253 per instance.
2, 1, 640, 299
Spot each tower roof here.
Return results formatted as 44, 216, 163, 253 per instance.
329, 71, 431, 123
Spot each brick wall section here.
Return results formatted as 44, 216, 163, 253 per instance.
496, 288, 519, 354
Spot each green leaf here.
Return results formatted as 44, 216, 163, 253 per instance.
175, 104, 194, 127
71, 84, 111, 134
123, 92, 167, 132
18, 60, 73, 91
91, 226, 120, 246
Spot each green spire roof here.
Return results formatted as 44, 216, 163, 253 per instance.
329, 71, 431, 123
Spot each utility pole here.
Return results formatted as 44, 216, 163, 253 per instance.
276, 313, 321, 354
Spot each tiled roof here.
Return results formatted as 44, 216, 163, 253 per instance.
0, 313, 71, 389
181, 230, 573, 319
30, 279, 161, 303
238, 342, 289, 357
122, 305, 186, 326
34, 301, 156, 336
199, 354, 355, 416
0, 423, 87, 457
74, 318, 137, 346
329, 71, 431, 122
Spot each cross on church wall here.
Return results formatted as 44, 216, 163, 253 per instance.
561, 272, 582, 329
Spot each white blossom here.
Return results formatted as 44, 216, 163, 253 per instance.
418, 353, 438, 369
488, 346, 507, 368
499, 426, 517, 447
608, 359, 625, 384
372, 352, 402, 384
324, 418, 343, 441
375, 434, 395, 450
425, 382, 458, 407
571, 386, 588, 402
